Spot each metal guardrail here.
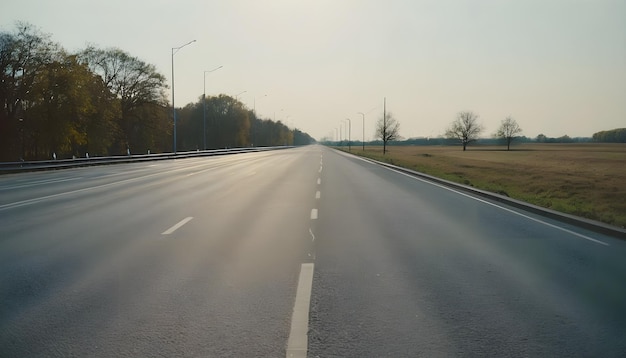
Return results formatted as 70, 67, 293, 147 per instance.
0, 146, 294, 173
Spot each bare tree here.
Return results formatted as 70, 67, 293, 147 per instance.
79, 46, 168, 112
375, 112, 400, 154
495, 116, 522, 150
445, 111, 484, 151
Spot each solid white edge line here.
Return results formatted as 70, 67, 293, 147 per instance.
383, 166, 609, 247
339, 150, 609, 246
0, 161, 224, 211
161, 217, 194, 235
286, 263, 315, 358
0, 177, 83, 191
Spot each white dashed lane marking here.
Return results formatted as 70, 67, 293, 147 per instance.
286, 263, 314, 358
161, 217, 194, 235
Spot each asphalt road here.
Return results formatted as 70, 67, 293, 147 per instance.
1, 146, 625, 357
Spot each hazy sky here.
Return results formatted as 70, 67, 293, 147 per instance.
2, 0, 625, 140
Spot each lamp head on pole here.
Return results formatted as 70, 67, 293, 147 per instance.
205, 65, 223, 74
173, 39, 196, 54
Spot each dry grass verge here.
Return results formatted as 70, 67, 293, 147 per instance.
339, 143, 626, 228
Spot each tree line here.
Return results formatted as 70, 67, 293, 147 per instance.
0, 22, 313, 161
370, 108, 524, 152
592, 128, 626, 143
175, 94, 313, 150
332, 109, 603, 150
371, 110, 523, 152
432, 111, 608, 150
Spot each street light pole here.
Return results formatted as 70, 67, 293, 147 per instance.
357, 112, 365, 151
339, 124, 342, 146
254, 94, 267, 115
383, 97, 387, 154
203, 65, 223, 150
172, 39, 196, 154
345, 118, 351, 152
19, 118, 24, 160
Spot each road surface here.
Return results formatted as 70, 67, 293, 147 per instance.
1, 146, 624, 357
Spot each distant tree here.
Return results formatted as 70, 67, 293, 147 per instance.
557, 135, 573, 143
592, 128, 626, 143
445, 111, 484, 151
293, 128, 315, 145
177, 94, 304, 149
536, 134, 547, 143
375, 112, 400, 154
495, 116, 522, 150
208, 95, 251, 148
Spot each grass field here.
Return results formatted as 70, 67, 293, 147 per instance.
338, 143, 626, 228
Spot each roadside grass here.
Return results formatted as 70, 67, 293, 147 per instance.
337, 143, 626, 228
